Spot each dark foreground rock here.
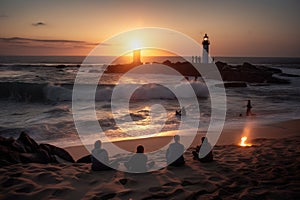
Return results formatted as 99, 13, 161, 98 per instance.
40, 143, 75, 163
76, 155, 92, 163
0, 132, 74, 166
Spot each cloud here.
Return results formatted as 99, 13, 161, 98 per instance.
0, 37, 116, 55
32, 22, 46, 26
0, 14, 8, 18
0, 37, 98, 47
99, 43, 112, 46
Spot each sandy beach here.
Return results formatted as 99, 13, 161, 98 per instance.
1, 1, 299, 199
65, 118, 300, 160
1, 119, 299, 200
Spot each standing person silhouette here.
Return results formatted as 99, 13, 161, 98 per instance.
175, 106, 186, 117
91, 140, 112, 171
166, 135, 185, 166
125, 145, 148, 172
246, 100, 253, 116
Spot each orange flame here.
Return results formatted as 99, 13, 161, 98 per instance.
240, 136, 252, 147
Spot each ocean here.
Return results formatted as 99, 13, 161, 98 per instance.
0, 56, 299, 147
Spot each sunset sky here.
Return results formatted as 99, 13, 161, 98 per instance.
0, 0, 299, 57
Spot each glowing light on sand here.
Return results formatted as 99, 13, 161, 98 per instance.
240, 136, 252, 147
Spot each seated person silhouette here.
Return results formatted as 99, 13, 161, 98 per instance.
166, 135, 185, 166
192, 137, 213, 163
91, 140, 112, 171
125, 145, 148, 173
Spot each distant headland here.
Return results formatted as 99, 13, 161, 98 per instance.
105, 60, 290, 85
105, 34, 291, 85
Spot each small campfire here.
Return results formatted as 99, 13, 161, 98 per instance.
240, 136, 252, 147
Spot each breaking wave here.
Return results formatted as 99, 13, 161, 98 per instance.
0, 81, 208, 102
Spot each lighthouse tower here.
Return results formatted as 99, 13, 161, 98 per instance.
132, 49, 142, 65
202, 34, 210, 63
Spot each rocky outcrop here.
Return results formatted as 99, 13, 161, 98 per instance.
16, 131, 39, 153
76, 155, 92, 163
39, 143, 75, 163
105, 61, 199, 76
0, 132, 75, 166
215, 62, 289, 84
216, 82, 247, 88
105, 61, 289, 84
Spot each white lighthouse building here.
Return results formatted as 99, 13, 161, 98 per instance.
132, 49, 142, 65
202, 33, 210, 63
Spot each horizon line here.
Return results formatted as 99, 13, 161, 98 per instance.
0, 55, 300, 59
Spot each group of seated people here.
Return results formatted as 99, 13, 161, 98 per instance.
91, 135, 213, 171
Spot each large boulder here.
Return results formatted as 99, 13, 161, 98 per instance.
241, 62, 258, 71
19, 149, 53, 164
222, 82, 247, 88
77, 155, 91, 163
0, 136, 15, 146
215, 61, 289, 84
106, 61, 289, 84
0, 136, 21, 166
0, 144, 21, 165
0, 132, 75, 166
40, 143, 75, 163
16, 131, 39, 153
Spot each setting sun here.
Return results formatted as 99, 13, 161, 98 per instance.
129, 39, 142, 50
119, 48, 179, 64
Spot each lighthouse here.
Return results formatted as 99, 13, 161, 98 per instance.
202, 33, 210, 63
132, 49, 142, 65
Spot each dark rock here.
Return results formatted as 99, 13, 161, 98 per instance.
0, 132, 74, 165
11, 140, 27, 153
40, 143, 75, 163
249, 83, 270, 86
162, 60, 172, 65
242, 62, 258, 71
16, 132, 39, 153
0, 136, 24, 165
279, 73, 300, 78
267, 76, 290, 84
39, 143, 51, 152
216, 82, 247, 88
216, 62, 289, 84
0, 145, 21, 166
105, 61, 289, 84
215, 61, 228, 71
19, 148, 56, 164
257, 66, 282, 74
76, 154, 91, 163
19, 150, 51, 164
56, 65, 67, 69
0, 136, 15, 147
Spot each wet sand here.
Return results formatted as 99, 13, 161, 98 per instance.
0, 119, 299, 199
